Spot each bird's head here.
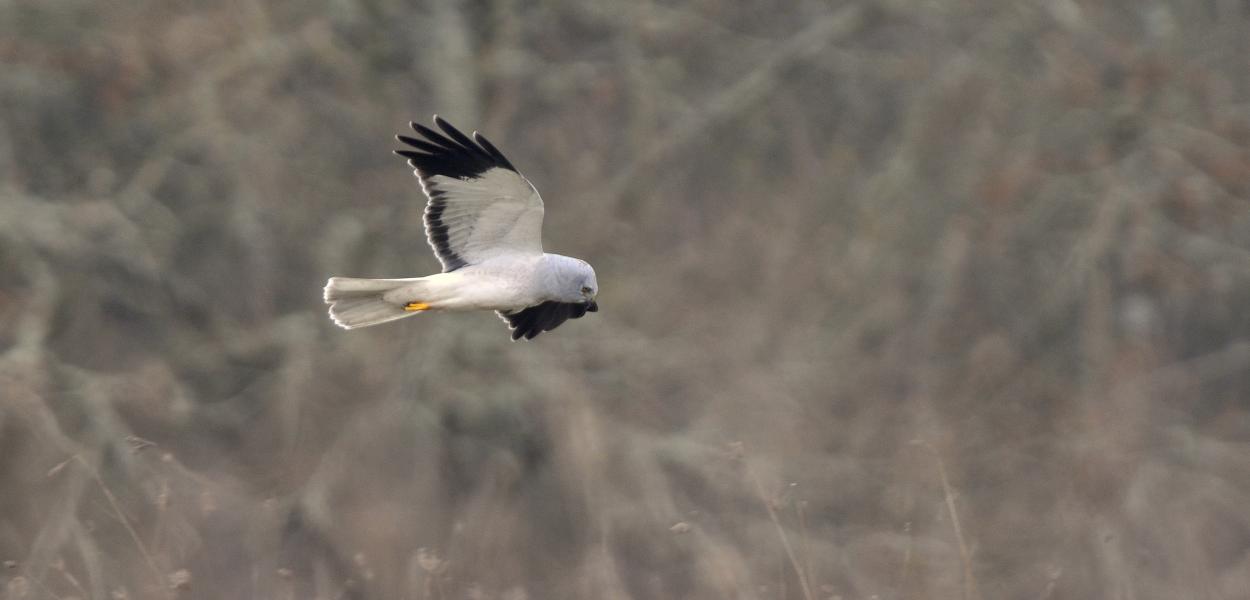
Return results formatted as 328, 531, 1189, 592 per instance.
555, 256, 599, 311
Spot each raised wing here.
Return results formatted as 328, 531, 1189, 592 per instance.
498, 301, 595, 341
395, 116, 544, 271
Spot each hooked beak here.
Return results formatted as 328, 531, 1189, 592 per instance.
586, 299, 598, 312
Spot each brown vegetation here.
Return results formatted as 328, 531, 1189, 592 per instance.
2, 1, 1250, 599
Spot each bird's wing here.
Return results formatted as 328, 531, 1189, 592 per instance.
395, 116, 544, 271
497, 301, 592, 341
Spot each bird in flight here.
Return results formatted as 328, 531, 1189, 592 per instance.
323, 116, 599, 340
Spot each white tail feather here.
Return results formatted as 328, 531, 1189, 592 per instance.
324, 277, 424, 329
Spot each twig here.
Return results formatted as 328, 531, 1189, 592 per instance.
51, 557, 88, 599
796, 499, 815, 597
70, 455, 170, 599
740, 446, 815, 600
900, 520, 913, 598
923, 443, 980, 600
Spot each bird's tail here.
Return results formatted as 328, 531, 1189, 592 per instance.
323, 277, 428, 329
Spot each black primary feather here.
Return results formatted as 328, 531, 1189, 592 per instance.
395, 116, 515, 180
473, 132, 516, 171
499, 301, 592, 341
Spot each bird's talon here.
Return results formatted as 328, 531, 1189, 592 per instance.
404, 301, 430, 312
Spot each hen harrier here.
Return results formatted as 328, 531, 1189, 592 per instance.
324, 116, 598, 340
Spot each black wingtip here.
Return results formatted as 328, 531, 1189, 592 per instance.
395, 115, 517, 180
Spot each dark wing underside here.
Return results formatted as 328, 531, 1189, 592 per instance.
498, 301, 593, 340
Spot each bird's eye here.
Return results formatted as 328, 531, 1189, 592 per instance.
581, 286, 593, 294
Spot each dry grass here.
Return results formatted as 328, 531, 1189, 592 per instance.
3, 0, 1250, 598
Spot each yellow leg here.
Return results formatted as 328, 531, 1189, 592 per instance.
403, 301, 431, 312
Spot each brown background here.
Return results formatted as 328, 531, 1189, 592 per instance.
2, 1, 1250, 599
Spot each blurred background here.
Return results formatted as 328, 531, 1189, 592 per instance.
2, 0, 1250, 598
